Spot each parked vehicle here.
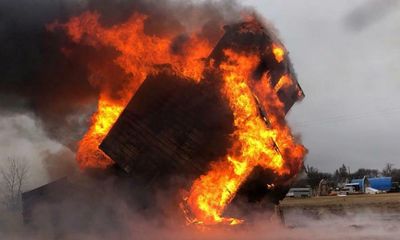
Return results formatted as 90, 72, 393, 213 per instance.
286, 188, 312, 198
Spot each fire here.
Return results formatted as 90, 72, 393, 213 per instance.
55, 11, 305, 226
274, 74, 292, 92
54, 11, 214, 168
185, 50, 305, 225
272, 43, 285, 63
76, 96, 124, 168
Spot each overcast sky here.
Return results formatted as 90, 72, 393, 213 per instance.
243, 0, 400, 172
1, 0, 400, 189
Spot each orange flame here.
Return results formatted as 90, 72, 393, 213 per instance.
56, 11, 213, 168
76, 96, 124, 168
274, 74, 292, 92
272, 43, 285, 63
56, 12, 305, 226
185, 50, 305, 225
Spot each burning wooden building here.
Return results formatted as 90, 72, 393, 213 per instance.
23, 18, 306, 227
99, 20, 305, 225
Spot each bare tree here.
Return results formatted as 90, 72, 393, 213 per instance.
351, 168, 379, 179
382, 163, 394, 177
334, 164, 350, 185
0, 157, 28, 211
304, 165, 332, 190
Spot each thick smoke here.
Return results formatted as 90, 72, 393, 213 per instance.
0, 0, 247, 149
2, 178, 400, 240
0, 0, 93, 148
41, 148, 77, 180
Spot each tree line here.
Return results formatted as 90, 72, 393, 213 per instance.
294, 163, 400, 190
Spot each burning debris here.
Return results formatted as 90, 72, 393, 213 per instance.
97, 19, 305, 225
179, 21, 305, 225
22, 5, 306, 230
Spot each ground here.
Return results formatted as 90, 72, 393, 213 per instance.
281, 193, 400, 208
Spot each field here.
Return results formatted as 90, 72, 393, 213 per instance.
279, 193, 400, 238
281, 192, 400, 227
281, 193, 400, 209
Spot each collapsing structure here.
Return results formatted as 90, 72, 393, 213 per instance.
23, 19, 305, 226
101, 21, 303, 182
100, 20, 305, 223
100, 68, 234, 183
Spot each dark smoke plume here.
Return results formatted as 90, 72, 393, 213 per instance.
0, 0, 247, 149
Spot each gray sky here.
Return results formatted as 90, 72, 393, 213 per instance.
1, 0, 399, 189
243, 0, 400, 172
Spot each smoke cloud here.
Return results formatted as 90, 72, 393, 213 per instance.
1, 176, 400, 240
0, 0, 247, 149
344, 0, 400, 31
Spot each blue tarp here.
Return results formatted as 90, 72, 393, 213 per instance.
351, 177, 392, 192
369, 177, 392, 191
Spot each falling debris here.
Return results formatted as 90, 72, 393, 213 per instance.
97, 19, 305, 225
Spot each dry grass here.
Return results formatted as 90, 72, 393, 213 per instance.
281, 193, 400, 209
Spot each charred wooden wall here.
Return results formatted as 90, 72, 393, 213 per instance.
100, 21, 304, 187
100, 67, 233, 184
207, 21, 304, 113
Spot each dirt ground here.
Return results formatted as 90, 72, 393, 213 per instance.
279, 193, 400, 239
281, 192, 400, 227
281, 192, 400, 208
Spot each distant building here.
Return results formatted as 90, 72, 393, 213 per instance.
351, 176, 393, 193
350, 176, 369, 193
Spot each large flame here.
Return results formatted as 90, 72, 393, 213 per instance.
184, 50, 305, 225
76, 96, 124, 168
55, 11, 213, 168
56, 12, 305, 226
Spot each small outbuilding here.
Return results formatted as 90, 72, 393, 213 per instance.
350, 176, 369, 193
351, 176, 392, 193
